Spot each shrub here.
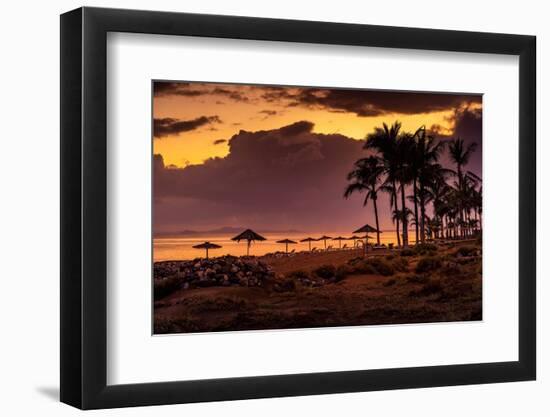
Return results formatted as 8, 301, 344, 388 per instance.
414, 243, 438, 255
287, 270, 309, 280
365, 257, 395, 276
275, 278, 296, 292
391, 257, 409, 272
405, 274, 429, 284
400, 248, 415, 257
454, 245, 479, 257
335, 264, 352, 281
409, 279, 443, 297
440, 262, 463, 276
415, 256, 443, 273
350, 260, 378, 275
154, 275, 182, 300
385, 254, 395, 261
313, 264, 336, 279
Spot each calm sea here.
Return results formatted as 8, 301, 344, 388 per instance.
153, 230, 419, 262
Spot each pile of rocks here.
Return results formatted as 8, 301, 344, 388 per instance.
154, 256, 275, 289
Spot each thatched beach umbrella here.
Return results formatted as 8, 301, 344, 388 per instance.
192, 241, 222, 259
231, 229, 266, 256
353, 224, 380, 255
276, 238, 297, 254
300, 237, 317, 251
332, 236, 347, 249
317, 235, 333, 250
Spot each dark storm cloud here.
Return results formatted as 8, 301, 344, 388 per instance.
262, 88, 481, 117
153, 82, 249, 102
153, 82, 193, 96
153, 116, 222, 138
211, 87, 249, 102
213, 139, 227, 145
154, 121, 370, 231
259, 110, 278, 116
155, 81, 481, 118
429, 106, 482, 177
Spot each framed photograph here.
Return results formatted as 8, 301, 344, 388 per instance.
60, 7, 536, 409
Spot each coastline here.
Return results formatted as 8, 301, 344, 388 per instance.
154, 239, 482, 334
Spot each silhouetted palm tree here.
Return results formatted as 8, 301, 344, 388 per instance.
426, 176, 451, 239
412, 126, 448, 243
344, 155, 384, 245
448, 138, 478, 237
346, 123, 482, 247
365, 122, 409, 246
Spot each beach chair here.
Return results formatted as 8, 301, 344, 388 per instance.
342, 244, 348, 250
326, 245, 333, 251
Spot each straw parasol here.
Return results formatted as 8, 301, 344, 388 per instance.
317, 235, 333, 250
353, 224, 380, 255
300, 237, 317, 251
332, 236, 347, 249
192, 241, 222, 259
231, 229, 266, 256
276, 238, 297, 254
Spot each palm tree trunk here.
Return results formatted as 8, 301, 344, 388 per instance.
392, 180, 401, 247
413, 177, 419, 245
400, 182, 409, 247
373, 196, 380, 245
419, 183, 426, 243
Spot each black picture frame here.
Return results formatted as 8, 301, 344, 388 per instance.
60, 6, 536, 410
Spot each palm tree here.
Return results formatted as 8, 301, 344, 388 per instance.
412, 126, 448, 243
448, 138, 478, 236
448, 138, 478, 185
365, 122, 410, 247
392, 208, 412, 244
344, 156, 384, 245
394, 132, 414, 247
380, 183, 401, 247
426, 176, 451, 240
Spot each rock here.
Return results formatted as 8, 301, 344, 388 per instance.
196, 279, 216, 287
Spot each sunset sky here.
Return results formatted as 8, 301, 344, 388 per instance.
153, 81, 482, 234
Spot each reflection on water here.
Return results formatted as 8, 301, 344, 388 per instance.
153, 230, 418, 262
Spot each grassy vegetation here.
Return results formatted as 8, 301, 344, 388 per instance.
154, 242, 482, 333
454, 245, 479, 257
154, 275, 182, 300
313, 264, 337, 279
415, 256, 443, 273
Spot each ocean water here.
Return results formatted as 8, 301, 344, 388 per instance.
153, 230, 419, 262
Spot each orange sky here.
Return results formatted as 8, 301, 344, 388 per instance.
152, 81, 482, 233
153, 82, 477, 167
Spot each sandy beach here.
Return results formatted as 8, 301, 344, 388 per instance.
154, 240, 482, 334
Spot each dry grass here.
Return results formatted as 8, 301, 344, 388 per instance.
154, 242, 482, 334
